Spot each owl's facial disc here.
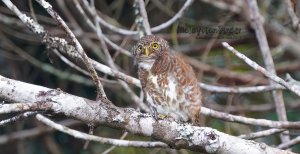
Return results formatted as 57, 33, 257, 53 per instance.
135, 44, 158, 61
132, 35, 170, 63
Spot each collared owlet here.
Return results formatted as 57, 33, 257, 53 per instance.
132, 35, 202, 125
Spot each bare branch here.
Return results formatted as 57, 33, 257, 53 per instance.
0, 111, 38, 126
150, 0, 194, 32
0, 75, 295, 153
0, 31, 93, 86
2, 0, 140, 88
0, 119, 81, 144
200, 0, 241, 13
78, 0, 149, 111
102, 132, 128, 154
34, 0, 106, 100
278, 135, 300, 149
136, 0, 151, 35
201, 107, 300, 129
222, 42, 300, 96
36, 114, 167, 148
89, 0, 193, 35
239, 128, 285, 140
284, 0, 300, 31
246, 0, 290, 143
2, 0, 45, 36
199, 83, 284, 93
206, 101, 300, 113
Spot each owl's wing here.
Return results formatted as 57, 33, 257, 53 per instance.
173, 55, 202, 125
138, 68, 160, 118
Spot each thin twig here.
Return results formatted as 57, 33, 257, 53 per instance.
34, 0, 107, 101
201, 107, 300, 129
182, 54, 269, 85
102, 132, 128, 154
0, 119, 81, 144
136, 0, 151, 35
284, 0, 300, 31
206, 100, 300, 113
0, 111, 38, 126
200, 0, 241, 13
239, 128, 285, 140
0, 31, 94, 86
52, 49, 89, 76
147, 0, 194, 32
278, 135, 300, 149
2, 0, 46, 36
91, 0, 193, 35
246, 0, 290, 143
28, 0, 37, 21
222, 42, 300, 96
78, 0, 149, 111
200, 83, 284, 93
77, 1, 131, 57
36, 114, 168, 148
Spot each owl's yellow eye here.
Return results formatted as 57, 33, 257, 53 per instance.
151, 42, 159, 49
137, 45, 143, 52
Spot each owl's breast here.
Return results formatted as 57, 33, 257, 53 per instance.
138, 60, 155, 70
145, 73, 188, 121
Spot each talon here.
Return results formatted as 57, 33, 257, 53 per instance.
158, 114, 167, 120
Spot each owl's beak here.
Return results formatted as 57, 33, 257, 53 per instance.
144, 47, 150, 57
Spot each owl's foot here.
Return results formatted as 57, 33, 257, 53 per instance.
151, 113, 167, 121
157, 114, 167, 120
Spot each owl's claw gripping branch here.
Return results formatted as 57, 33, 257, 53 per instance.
157, 114, 167, 120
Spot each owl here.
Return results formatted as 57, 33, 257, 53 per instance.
132, 35, 202, 125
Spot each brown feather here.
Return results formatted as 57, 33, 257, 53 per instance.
133, 35, 202, 125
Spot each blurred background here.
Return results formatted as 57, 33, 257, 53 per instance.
0, 0, 300, 153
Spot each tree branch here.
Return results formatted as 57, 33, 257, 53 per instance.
222, 42, 300, 96
246, 0, 290, 143
34, 0, 106, 101
0, 75, 294, 153
36, 114, 167, 148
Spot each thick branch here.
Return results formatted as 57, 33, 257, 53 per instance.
0, 75, 293, 153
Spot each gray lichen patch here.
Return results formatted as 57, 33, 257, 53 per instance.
113, 114, 125, 123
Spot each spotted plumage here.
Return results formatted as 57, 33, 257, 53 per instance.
132, 35, 202, 125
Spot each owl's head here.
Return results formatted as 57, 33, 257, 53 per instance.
132, 35, 169, 62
